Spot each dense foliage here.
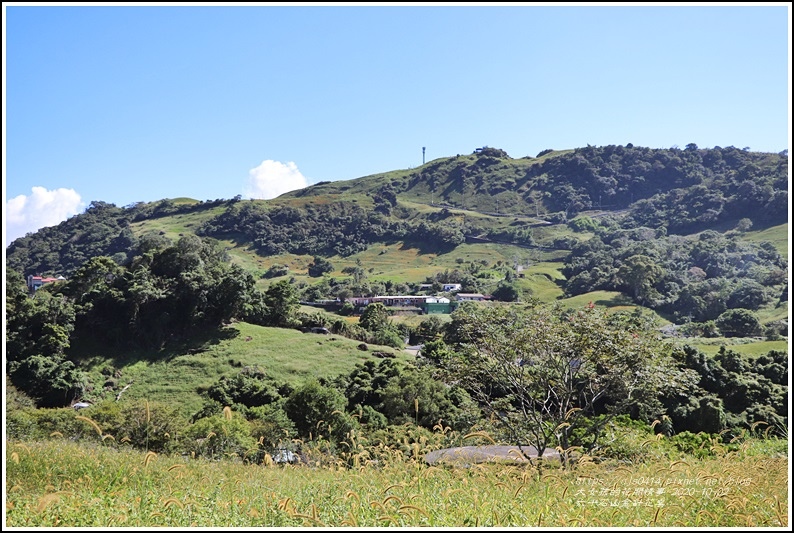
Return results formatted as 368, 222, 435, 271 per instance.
561, 227, 788, 326
663, 346, 788, 432
7, 145, 787, 286
319, 144, 787, 224
5, 234, 302, 407
195, 200, 473, 257
6, 198, 236, 277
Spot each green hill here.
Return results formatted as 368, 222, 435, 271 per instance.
5, 143, 788, 415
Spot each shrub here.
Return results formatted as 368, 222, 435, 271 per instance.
247, 403, 298, 455
283, 380, 353, 442
183, 411, 257, 461
715, 308, 763, 337
114, 401, 188, 454
570, 414, 655, 463
263, 264, 289, 278
669, 431, 722, 459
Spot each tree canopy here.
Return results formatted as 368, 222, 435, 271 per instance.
440, 303, 685, 463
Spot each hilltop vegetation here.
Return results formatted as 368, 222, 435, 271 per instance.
8, 144, 788, 276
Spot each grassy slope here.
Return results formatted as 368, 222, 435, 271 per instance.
740, 222, 789, 261
75, 322, 410, 419
679, 338, 789, 357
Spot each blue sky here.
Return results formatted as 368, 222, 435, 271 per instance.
3, 2, 791, 246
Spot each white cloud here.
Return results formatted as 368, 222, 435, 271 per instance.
5, 186, 85, 246
243, 160, 309, 200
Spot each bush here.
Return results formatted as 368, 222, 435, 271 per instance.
338, 301, 355, 316
669, 431, 721, 459
567, 216, 600, 232
263, 264, 289, 278
6, 407, 92, 441
678, 320, 720, 338
715, 309, 763, 337
569, 414, 654, 463
283, 380, 353, 442
247, 403, 298, 456
308, 256, 334, 277
206, 367, 289, 409
371, 328, 405, 349
490, 282, 520, 302
106, 400, 187, 453
183, 411, 257, 461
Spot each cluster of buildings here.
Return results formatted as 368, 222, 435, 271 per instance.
350, 293, 486, 314
307, 289, 488, 315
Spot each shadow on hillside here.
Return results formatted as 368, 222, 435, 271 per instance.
76, 325, 241, 368
595, 293, 634, 307
398, 240, 429, 255
399, 238, 459, 255
159, 325, 241, 361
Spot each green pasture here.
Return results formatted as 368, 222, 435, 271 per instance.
76, 322, 410, 419
741, 223, 789, 261
128, 206, 226, 241
679, 338, 789, 357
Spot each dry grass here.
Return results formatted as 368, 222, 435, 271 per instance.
5, 434, 788, 528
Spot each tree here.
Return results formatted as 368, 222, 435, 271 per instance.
6, 284, 76, 363
263, 279, 299, 327
359, 302, 392, 333
379, 365, 472, 430
734, 218, 753, 233
617, 254, 663, 305
491, 282, 520, 302
9, 354, 85, 408
308, 255, 334, 277
715, 308, 763, 337
411, 315, 445, 344
727, 280, 768, 311
283, 380, 355, 442
442, 303, 681, 466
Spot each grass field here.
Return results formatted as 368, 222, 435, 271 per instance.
741, 223, 789, 261
128, 206, 226, 241
680, 338, 790, 357
5, 435, 787, 528
75, 322, 411, 420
